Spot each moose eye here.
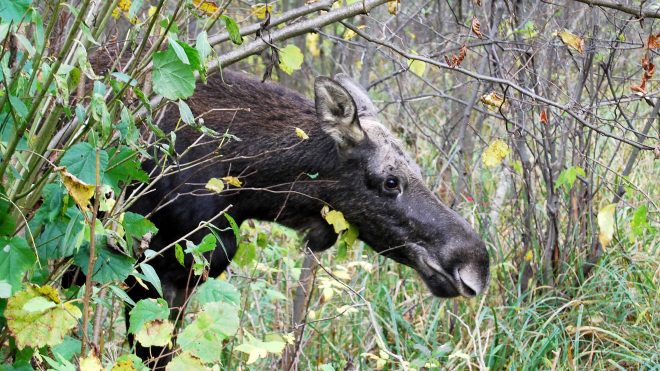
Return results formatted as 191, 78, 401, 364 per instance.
384, 176, 400, 191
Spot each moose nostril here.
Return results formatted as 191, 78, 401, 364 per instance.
457, 267, 483, 297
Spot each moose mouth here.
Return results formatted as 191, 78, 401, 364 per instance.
407, 243, 483, 298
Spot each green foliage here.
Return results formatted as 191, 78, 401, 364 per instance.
152, 42, 202, 100
0, 0, 32, 22
555, 165, 585, 191
222, 15, 243, 45
0, 237, 36, 297
278, 44, 304, 75
178, 302, 240, 362
59, 143, 109, 185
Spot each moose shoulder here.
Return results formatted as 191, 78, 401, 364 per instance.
130, 71, 490, 305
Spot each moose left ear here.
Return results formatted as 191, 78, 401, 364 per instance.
314, 76, 365, 146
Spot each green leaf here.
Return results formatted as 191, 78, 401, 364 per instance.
152, 47, 196, 100
4, 285, 82, 349
135, 319, 174, 347
555, 166, 585, 191
224, 213, 240, 245
0, 0, 32, 22
51, 336, 81, 362
0, 236, 37, 297
185, 233, 216, 254
233, 242, 256, 268
630, 205, 651, 239
178, 302, 239, 363
175, 243, 185, 267
278, 44, 304, 75
178, 100, 195, 125
221, 15, 243, 45
36, 207, 85, 260
22, 296, 57, 313
9, 96, 29, 118
139, 263, 163, 297
73, 244, 135, 284
122, 211, 158, 249
196, 31, 213, 63
114, 354, 148, 371
128, 298, 169, 334
168, 36, 190, 64
104, 147, 149, 193
59, 142, 109, 185
193, 278, 241, 306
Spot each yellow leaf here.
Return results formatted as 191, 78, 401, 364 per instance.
482, 139, 510, 167
524, 250, 533, 262
556, 30, 585, 54
387, 0, 400, 15
295, 127, 309, 140
408, 58, 426, 76
251, 3, 274, 19
56, 167, 95, 211
321, 206, 349, 233
480, 91, 505, 110
80, 351, 103, 371
205, 178, 225, 193
148, 6, 157, 17
597, 204, 616, 249
111, 8, 121, 19
306, 33, 320, 57
118, 0, 131, 11
193, 0, 220, 16
343, 25, 365, 40
322, 287, 334, 301
223, 176, 242, 188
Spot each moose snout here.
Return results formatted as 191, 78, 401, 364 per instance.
452, 239, 490, 297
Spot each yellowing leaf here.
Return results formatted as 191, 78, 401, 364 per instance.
148, 6, 158, 17
306, 33, 320, 57
80, 351, 103, 371
321, 206, 349, 233
206, 178, 225, 193
135, 319, 174, 347
223, 176, 242, 188
387, 0, 400, 15
482, 139, 510, 167
251, 3, 274, 19
322, 286, 334, 301
557, 30, 585, 54
598, 204, 616, 249
112, 8, 121, 19
524, 250, 533, 262
193, 0, 220, 16
480, 91, 505, 110
343, 25, 365, 40
278, 44, 304, 75
5, 285, 82, 349
56, 166, 95, 211
295, 127, 309, 140
166, 352, 206, 371
408, 58, 426, 76
235, 336, 286, 365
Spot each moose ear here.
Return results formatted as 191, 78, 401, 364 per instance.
314, 76, 365, 146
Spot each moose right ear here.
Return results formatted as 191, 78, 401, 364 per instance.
314, 77, 365, 147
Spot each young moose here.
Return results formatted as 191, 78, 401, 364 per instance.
129, 71, 490, 362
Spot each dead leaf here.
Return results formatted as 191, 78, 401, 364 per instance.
387, 0, 400, 15
471, 17, 482, 38
480, 92, 505, 110
540, 110, 548, 125
55, 167, 95, 212
648, 34, 660, 49
557, 30, 584, 54
597, 204, 616, 249
445, 44, 467, 68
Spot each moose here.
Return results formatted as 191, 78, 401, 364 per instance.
126, 70, 490, 365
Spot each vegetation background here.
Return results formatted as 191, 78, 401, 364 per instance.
0, 0, 657, 370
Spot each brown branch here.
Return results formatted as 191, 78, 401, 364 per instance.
342, 22, 655, 151
211, 0, 389, 69
572, 0, 660, 19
